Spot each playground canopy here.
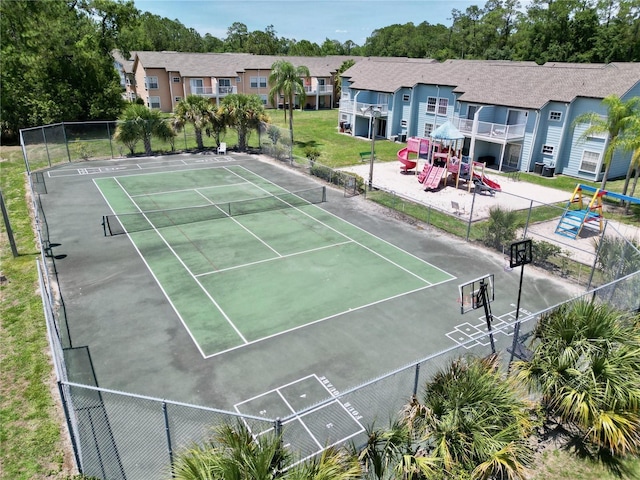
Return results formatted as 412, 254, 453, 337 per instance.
430, 121, 464, 141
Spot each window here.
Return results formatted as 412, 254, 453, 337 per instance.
145, 76, 158, 89
190, 78, 204, 94
401, 120, 407, 128
219, 78, 232, 94
259, 94, 267, 105
172, 76, 180, 83
426, 97, 448, 115
403, 94, 410, 102
423, 123, 434, 137
148, 96, 160, 109
549, 111, 562, 121
438, 98, 448, 115
250, 76, 267, 88
427, 97, 437, 113
579, 150, 600, 173
542, 145, 554, 155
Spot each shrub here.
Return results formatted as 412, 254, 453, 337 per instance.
531, 239, 562, 267
483, 206, 520, 251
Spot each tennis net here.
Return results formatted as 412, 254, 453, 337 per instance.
102, 186, 327, 236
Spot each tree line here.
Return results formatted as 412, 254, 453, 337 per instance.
120, 0, 640, 63
1, 0, 639, 142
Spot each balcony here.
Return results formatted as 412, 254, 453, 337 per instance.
339, 100, 388, 116
304, 84, 333, 94
454, 117, 525, 141
192, 86, 237, 97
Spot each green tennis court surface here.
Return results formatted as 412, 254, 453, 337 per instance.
95, 165, 454, 357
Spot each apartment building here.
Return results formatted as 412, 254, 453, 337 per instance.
339, 58, 640, 181
117, 51, 356, 113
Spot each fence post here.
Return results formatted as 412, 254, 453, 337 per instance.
413, 363, 420, 396
107, 122, 114, 159
274, 417, 283, 475
163, 401, 175, 477
587, 220, 608, 290
522, 200, 533, 238
466, 189, 477, 241
58, 382, 82, 474
42, 126, 52, 168
62, 122, 71, 163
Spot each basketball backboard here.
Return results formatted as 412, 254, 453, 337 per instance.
458, 274, 494, 314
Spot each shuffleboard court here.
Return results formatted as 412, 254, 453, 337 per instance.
95, 165, 455, 357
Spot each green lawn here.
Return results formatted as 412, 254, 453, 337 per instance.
0, 145, 80, 479
2, 109, 639, 479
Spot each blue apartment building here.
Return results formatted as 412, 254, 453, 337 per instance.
339, 58, 640, 182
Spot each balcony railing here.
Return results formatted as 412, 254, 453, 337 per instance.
339, 100, 388, 116
192, 86, 237, 97
304, 84, 333, 94
454, 117, 525, 141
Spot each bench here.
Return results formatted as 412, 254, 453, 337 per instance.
359, 151, 375, 162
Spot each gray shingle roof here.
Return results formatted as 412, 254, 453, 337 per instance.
344, 58, 640, 109
134, 51, 361, 78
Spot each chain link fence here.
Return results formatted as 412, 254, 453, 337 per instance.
25, 128, 640, 479
20, 120, 252, 173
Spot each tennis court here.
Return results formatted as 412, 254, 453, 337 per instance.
95, 164, 454, 357
40, 153, 580, 413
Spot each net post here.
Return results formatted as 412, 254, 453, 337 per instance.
101, 216, 110, 236
322, 186, 326, 203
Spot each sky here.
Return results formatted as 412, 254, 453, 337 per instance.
134, 0, 483, 46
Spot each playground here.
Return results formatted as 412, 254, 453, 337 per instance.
340, 156, 640, 266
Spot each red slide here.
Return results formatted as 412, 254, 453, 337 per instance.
473, 173, 501, 191
422, 166, 447, 190
397, 147, 417, 173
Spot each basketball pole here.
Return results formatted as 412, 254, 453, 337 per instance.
508, 240, 532, 370
477, 279, 495, 354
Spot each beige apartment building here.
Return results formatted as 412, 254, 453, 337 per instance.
114, 51, 357, 113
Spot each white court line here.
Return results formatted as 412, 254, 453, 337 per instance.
110, 177, 249, 347
234, 374, 366, 463
129, 181, 248, 197
223, 165, 447, 285
93, 178, 206, 358
203, 281, 437, 359
47, 155, 233, 177
192, 187, 283, 257
195, 241, 353, 277
276, 390, 324, 450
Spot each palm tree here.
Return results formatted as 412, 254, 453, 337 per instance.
114, 103, 174, 156
206, 104, 227, 151
616, 111, 640, 203
172, 422, 361, 480
268, 60, 310, 148
172, 422, 288, 480
357, 356, 533, 480
357, 418, 438, 480
173, 95, 215, 150
573, 95, 640, 191
515, 300, 640, 465
286, 446, 361, 480
221, 94, 267, 152
414, 355, 534, 479
483, 206, 520, 251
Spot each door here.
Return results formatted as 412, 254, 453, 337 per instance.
190, 78, 204, 95
467, 105, 477, 120
503, 143, 521, 169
